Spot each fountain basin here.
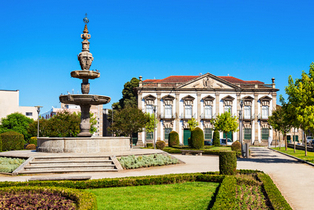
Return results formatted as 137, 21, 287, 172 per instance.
37, 137, 131, 153
71, 70, 100, 79
59, 94, 111, 105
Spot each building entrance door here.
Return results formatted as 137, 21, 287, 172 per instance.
223, 132, 233, 141
183, 129, 191, 145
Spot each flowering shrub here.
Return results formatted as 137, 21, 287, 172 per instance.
25, 144, 36, 150
0, 157, 25, 173
118, 154, 179, 169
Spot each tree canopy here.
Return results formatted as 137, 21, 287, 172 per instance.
0, 112, 34, 140
115, 77, 139, 109
145, 113, 158, 133
187, 117, 199, 131
211, 111, 238, 138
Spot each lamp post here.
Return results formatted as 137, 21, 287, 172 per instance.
239, 100, 244, 157
153, 105, 157, 149
111, 104, 114, 137
35, 106, 43, 138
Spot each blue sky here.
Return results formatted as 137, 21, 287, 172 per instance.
1, 0, 314, 113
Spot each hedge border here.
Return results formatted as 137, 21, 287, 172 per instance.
0, 186, 97, 210
0, 171, 291, 210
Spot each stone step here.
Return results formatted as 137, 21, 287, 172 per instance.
21, 168, 118, 174
34, 156, 111, 161
30, 160, 113, 164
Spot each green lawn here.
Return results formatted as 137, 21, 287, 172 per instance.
86, 182, 219, 210
273, 147, 314, 163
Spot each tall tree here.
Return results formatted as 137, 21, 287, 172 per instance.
285, 62, 314, 156
109, 106, 149, 147
187, 117, 199, 131
118, 77, 139, 108
211, 111, 238, 141
0, 112, 34, 140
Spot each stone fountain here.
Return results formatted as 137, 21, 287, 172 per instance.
37, 17, 130, 153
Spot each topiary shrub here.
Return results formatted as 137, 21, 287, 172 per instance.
190, 127, 204, 149
219, 151, 237, 175
26, 144, 36, 150
213, 130, 220, 147
156, 140, 166, 150
146, 143, 153, 148
231, 141, 241, 152
29, 137, 37, 146
169, 131, 179, 147
0, 131, 24, 151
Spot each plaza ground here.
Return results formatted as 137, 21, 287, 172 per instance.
0, 147, 312, 210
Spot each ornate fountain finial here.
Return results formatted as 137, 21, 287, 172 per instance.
78, 14, 94, 70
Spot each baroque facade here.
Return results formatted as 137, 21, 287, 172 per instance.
136, 73, 279, 146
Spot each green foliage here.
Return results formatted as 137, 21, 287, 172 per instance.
231, 141, 241, 153
156, 140, 166, 150
0, 112, 34, 141
168, 131, 179, 147
29, 137, 37, 146
190, 127, 204, 149
145, 113, 158, 133
187, 117, 199, 131
219, 151, 237, 175
211, 112, 238, 139
258, 173, 293, 210
25, 144, 36, 150
109, 106, 149, 146
146, 143, 153, 148
0, 131, 24, 151
118, 77, 139, 108
0, 186, 97, 210
0, 157, 25, 173
118, 154, 178, 169
213, 130, 220, 147
211, 176, 237, 209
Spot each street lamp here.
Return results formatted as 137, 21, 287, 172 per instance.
111, 104, 114, 137
239, 100, 244, 157
35, 106, 43, 138
153, 105, 157, 149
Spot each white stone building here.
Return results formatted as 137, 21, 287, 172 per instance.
0, 90, 38, 121
136, 73, 279, 146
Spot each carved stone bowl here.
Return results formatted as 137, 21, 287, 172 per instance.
71, 70, 100, 79
59, 94, 111, 105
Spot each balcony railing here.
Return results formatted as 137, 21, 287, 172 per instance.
180, 113, 196, 120
200, 113, 216, 120
159, 113, 177, 119
240, 114, 255, 121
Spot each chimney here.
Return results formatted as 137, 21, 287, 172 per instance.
139, 76, 143, 87
272, 78, 275, 88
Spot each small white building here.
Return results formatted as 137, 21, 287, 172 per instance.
0, 90, 38, 121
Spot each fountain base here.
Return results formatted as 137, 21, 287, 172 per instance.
37, 137, 130, 153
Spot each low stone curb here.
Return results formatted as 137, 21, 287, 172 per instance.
269, 148, 314, 167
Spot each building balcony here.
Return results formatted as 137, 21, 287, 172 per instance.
159, 113, 177, 120
240, 114, 255, 121
179, 113, 196, 120
257, 114, 268, 120
200, 113, 216, 120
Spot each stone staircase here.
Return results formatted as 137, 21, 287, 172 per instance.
18, 155, 121, 174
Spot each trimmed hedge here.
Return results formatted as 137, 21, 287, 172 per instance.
25, 144, 36, 150
258, 173, 292, 210
213, 130, 220, 147
168, 131, 179, 147
231, 141, 241, 157
212, 176, 237, 209
156, 140, 166, 150
219, 151, 237, 175
0, 186, 97, 210
190, 127, 204, 149
0, 131, 24, 151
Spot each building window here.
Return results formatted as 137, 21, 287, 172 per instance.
204, 105, 212, 119
261, 128, 269, 140
225, 105, 232, 113
146, 105, 153, 114
262, 106, 269, 119
185, 105, 192, 118
204, 128, 212, 140
25, 112, 33, 116
146, 132, 153, 140
165, 105, 172, 118
164, 128, 172, 140
244, 128, 251, 140
244, 106, 251, 119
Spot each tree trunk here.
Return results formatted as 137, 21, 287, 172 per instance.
304, 132, 307, 156
284, 132, 287, 151
293, 128, 296, 153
